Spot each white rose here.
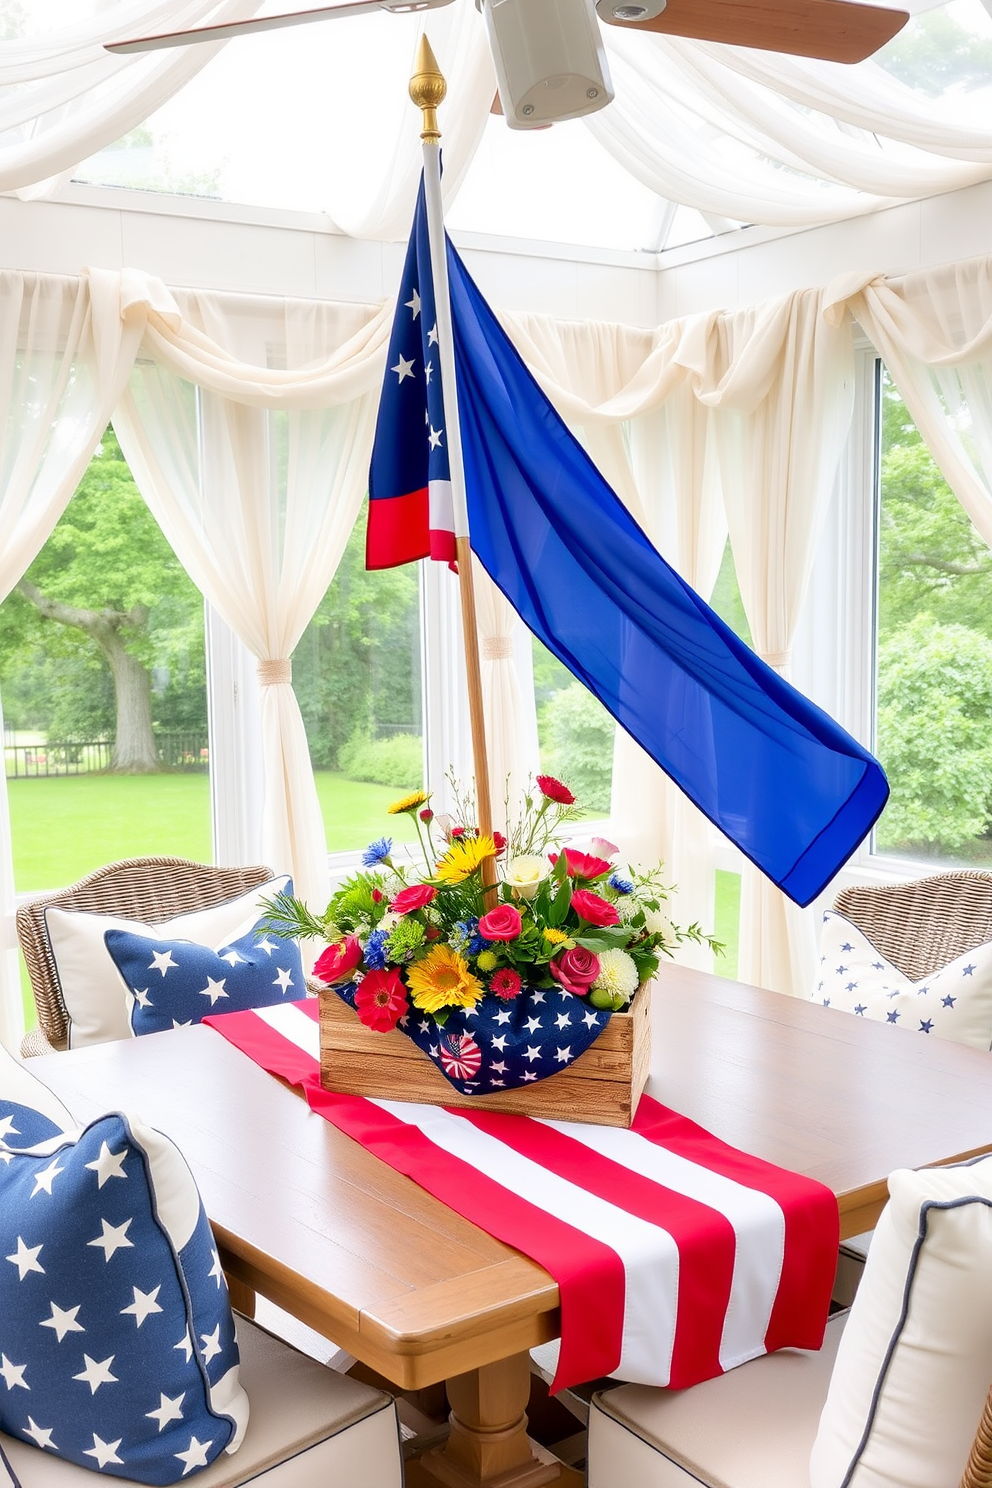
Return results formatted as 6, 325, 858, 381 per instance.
504, 854, 550, 900
644, 907, 674, 939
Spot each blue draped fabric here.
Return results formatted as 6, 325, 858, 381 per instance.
444, 236, 887, 907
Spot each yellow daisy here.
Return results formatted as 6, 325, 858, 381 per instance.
434, 835, 497, 884
406, 946, 484, 1015
387, 790, 430, 816
542, 927, 569, 946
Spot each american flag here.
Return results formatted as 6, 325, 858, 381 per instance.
206, 1001, 839, 1396
366, 178, 455, 569
334, 978, 611, 1095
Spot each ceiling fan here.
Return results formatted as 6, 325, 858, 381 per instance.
106, 0, 908, 131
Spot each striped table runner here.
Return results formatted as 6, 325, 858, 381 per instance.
205, 999, 839, 1392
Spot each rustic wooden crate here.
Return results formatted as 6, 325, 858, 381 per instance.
315, 979, 652, 1128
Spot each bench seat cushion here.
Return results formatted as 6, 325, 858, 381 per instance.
1, 1320, 402, 1488
587, 1313, 846, 1488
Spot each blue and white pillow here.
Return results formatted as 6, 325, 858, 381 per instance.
813, 910, 992, 1050
105, 916, 304, 1038
0, 1044, 248, 1483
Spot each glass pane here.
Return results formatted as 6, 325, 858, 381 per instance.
531, 639, 615, 816
294, 500, 423, 854
874, 366, 992, 865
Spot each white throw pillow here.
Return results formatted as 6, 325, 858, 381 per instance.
45, 876, 290, 1049
812, 910, 992, 1050
810, 1155, 992, 1488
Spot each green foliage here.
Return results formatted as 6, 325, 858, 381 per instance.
709, 540, 753, 647
293, 506, 421, 769
875, 616, 992, 853
336, 729, 422, 788
877, 9, 992, 97
538, 680, 614, 812
0, 427, 206, 740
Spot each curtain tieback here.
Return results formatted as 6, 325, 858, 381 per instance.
759, 649, 791, 671
257, 658, 292, 686
482, 636, 514, 660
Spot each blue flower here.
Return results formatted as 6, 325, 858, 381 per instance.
609, 874, 634, 895
364, 929, 390, 969
362, 837, 393, 868
450, 918, 478, 953
468, 935, 489, 956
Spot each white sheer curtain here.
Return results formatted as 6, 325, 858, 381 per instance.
826, 257, 992, 553
697, 292, 857, 995
112, 278, 388, 910
504, 296, 857, 992
0, 268, 148, 1048
0, 0, 266, 196
473, 558, 540, 836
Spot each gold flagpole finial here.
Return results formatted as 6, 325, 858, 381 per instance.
410, 33, 446, 141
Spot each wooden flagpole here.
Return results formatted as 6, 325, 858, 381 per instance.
410, 36, 496, 883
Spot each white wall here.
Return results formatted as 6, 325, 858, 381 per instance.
656, 178, 992, 317
0, 182, 660, 327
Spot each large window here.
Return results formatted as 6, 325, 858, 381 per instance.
295, 501, 422, 855
873, 366, 992, 866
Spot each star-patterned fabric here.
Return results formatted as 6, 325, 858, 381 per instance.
331, 981, 611, 1095
0, 1059, 248, 1484
104, 917, 304, 1038
812, 910, 992, 1050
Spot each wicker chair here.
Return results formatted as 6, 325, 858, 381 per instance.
833, 869, 992, 982
17, 856, 274, 1058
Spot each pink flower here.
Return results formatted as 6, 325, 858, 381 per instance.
390, 883, 437, 914
490, 968, 523, 1000
493, 831, 507, 855
313, 935, 363, 985
354, 968, 408, 1032
550, 946, 601, 995
590, 836, 619, 860
570, 890, 620, 927
478, 904, 523, 941
563, 848, 612, 881
451, 826, 466, 838
535, 774, 575, 805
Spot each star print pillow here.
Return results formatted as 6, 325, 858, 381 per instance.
0, 1047, 248, 1483
104, 916, 305, 1038
812, 910, 992, 1050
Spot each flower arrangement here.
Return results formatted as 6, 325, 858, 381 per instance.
263, 775, 718, 1044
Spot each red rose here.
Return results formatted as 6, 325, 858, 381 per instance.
451, 826, 465, 838
550, 946, 601, 995
563, 849, 612, 881
419, 808, 434, 823
354, 968, 408, 1032
535, 774, 575, 805
570, 889, 620, 927
371, 888, 384, 903
390, 883, 437, 914
478, 904, 523, 941
493, 831, 507, 855
313, 935, 363, 985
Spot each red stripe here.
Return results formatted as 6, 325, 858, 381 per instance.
429, 527, 457, 564
366, 489, 429, 569
633, 1095, 838, 1350
205, 1004, 319, 1088
459, 1111, 735, 1389
205, 1006, 624, 1389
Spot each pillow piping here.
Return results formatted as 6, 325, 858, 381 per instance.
838, 1190, 992, 1488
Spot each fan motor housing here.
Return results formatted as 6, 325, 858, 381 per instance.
481, 0, 615, 129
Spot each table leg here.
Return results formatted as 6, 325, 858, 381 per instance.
410, 1352, 582, 1488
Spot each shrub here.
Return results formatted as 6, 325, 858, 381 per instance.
876, 614, 992, 854
338, 729, 423, 789
538, 681, 615, 813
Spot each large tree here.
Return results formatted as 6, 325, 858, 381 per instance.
0, 428, 206, 771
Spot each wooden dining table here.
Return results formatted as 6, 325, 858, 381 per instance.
30, 964, 992, 1488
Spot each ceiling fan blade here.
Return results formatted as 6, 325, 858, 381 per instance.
597, 0, 907, 62
105, 0, 454, 55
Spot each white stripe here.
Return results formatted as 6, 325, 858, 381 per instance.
541, 1121, 785, 1370
428, 478, 454, 536
372, 1099, 679, 1385
253, 1003, 321, 1062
